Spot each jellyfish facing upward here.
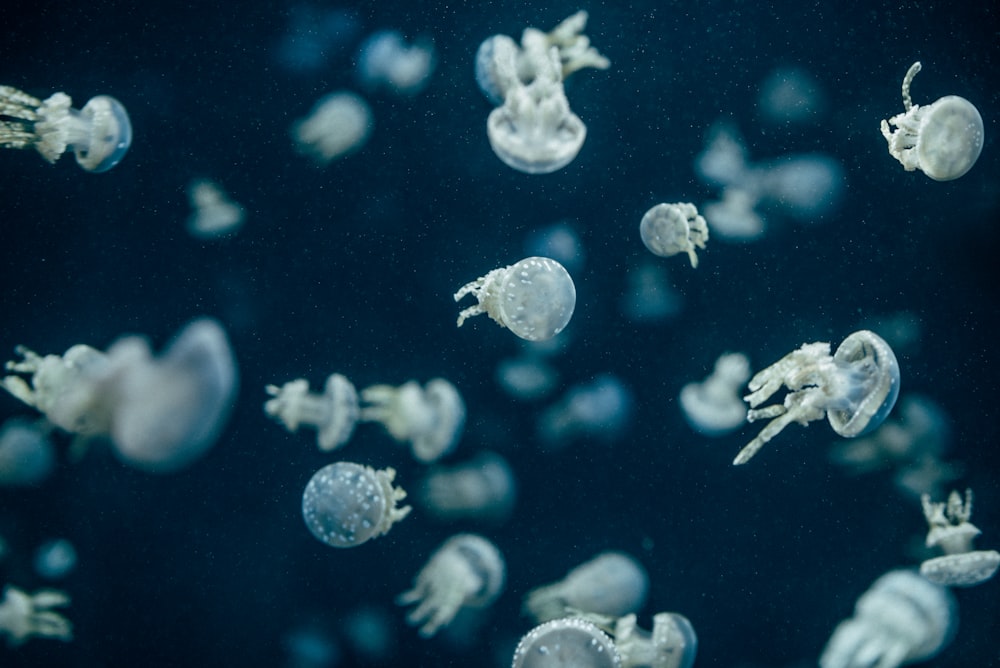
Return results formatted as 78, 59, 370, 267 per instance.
734, 330, 900, 465
356, 30, 436, 95
571, 611, 699, 668
919, 489, 1000, 587
0, 85, 132, 172
679, 352, 752, 437
880, 62, 984, 181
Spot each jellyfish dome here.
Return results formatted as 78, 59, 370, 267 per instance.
512, 617, 621, 668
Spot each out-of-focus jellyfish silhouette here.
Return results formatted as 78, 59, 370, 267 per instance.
919, 489, 1000, 587
620, 262, 683, 323
524, 221, 585, 275
734, 330, 900, 465
511, 617, 621, 668
758, 66, 826, 124
524, 551, 649, 624
273, 5, 361, 74
880, 62, 984, 181
694, 123, 751, 188
0, 585, 72, 646
0, 85, 132, 172
417, 451, 517, 523
702, 187, 766, 242
357, 30, 436, 95
0, 417, 55, 486
341, 605, 396, 664
291, 91, 372, 164
455, 257, 576, 341
574, 611, 698, 668
537, 375, 633, 450
33, 539, 77, 580
495, 355, 560, 400
2, 318, 238, 474
755, 153, 845, 222
301, 462, 410, 549
679, 352, 752, 437
282, 620, 341, 668
819, 569, 956, 668
264, 373, 359, 452
186, 179, 245, 239
639, 203, 709, 268
360, 378, 465, 463
397, 533, 505, 638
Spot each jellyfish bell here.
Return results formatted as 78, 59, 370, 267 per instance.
512, 617, 621, 668
70, 95, 133, 172
826, 330, 900, 438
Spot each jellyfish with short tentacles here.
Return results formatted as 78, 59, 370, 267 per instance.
359, 378, 465, 463
639, 203, 709, 268
0, 85, 131, 172
417, 451, 517, 523
572, 611, 698, 668
264, 373, 359, 451
0, 585, 73, 646
919, 488, 1000, 587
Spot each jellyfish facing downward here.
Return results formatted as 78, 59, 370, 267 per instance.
0, 85, 132, 172
734, 330, 900, 465
919, 488, 1000, 587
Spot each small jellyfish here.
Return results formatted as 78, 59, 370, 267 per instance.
0, 585, 73, 646
511, 616, 621, 668
613, 612, 697, 668
880, 62, 984, 181
734, 330, 900, 465
417, 451, 517, 523
679, 352, 752, 437
495, 355, 559, 400
524, 221, 585, 275
0, 85, 132, 172
620, 262, 682, 323
33, 539, 77, 580
359, 378, 465, 463
341, 605, 397, 664
755, 153, 844, 222
264, 373, 359, 451
702, 187, 766, 242
919, 489, 1000, 587
819, 569, 956, 668
639, 203, 709, 268
0, 417, 55, 486
397, 533, 505, 638
301, 461, 411, 549
524, 551, 649, 624
357, 30, 436, 95
758, 66, 827, 124
536, 375, 633, 450
455, 257, 576, 341
291, 91, 372, 164
186, 179, 245, 239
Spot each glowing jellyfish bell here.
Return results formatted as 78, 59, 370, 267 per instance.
639, 202, 709, 268
512, 617, 621, 668
880, 62, 984, 181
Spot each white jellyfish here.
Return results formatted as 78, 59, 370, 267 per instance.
0, 85, 132, 172
574, 611, 698, 668
359, 378, 465, 463
679, 352, 752, 437
0, 585, 73, 646
357, 30, 435, 95
397, 533, 505, 638
639, 203, 709, 268
734, 330, 900, 465
511, 617, 622, 668
417, 451, 517, 523
495, 355, 560, 400
524, 221, 586, 275
301, 461, 410, 549
291, 91, 372, 164
524, 551, 649, 624
455, 257, 576, 342
919, 489, 1000, 587
33, 539, 77, 580
702, 187, 766, 242
880, 62, 984, 181
819, 569, 956, 668
0, 417, 55, 486
186, 179, 245, 239
755, 153, 844, 221
264, 373, 359, 451
537, 375, 633, 450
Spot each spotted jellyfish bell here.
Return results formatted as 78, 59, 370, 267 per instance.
511, 616, 622, 668
919, 488, 1000, 587
524, 551, 649, 624
639, 203, 709, 268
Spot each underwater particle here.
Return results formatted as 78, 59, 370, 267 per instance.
679, 352, 752, 437
0, 585, 73, 646
417, 451, 517, 523
33, 539, 77, 580
0, 417, 55, 486
301, 461, 410, 549
734, 330, 900, 465
0, 85, 132, 172
357, 30, 436, 95
512, 616, 621, 668
880, 62, 984, 181
455, 257, 576, 341
639, 203, 709, 268
264, 373, 359, 451
536, 374, 633, 450
524, 551, 649, 624
291, 91, 372, 164
186, 179, 245, 239
919, 488, 1000, 587
397, 533, 505, 638
359, 378, 465, 463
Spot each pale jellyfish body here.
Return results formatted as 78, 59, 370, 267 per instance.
919, 489, 1000, 587
524, 551, 649, 623
702, 187, 766, 242
417, 451, 517, 523
613, 612, 698, 668
186, 179, 245, 239
357, 30, 435, 95
512, 617, 621, 668
537, 375, 633, 449
264, 373, 360, 451
291, 91, 372, 164
620, 262, 682, 323
679, 352, 752, 436
639, 203, 709, 268
360, 378, 465, 462
0, 585, 73, 646
0, 418, 55, 486
756, 153, 844, 221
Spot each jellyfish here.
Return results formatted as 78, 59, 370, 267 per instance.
273, 5, 362, 74
0, 585, 73, 646
33, 539, 77, 580
0, 417, 55, 486
341, 605, 397, 664
264, 373, 359, 451
758, 66, 826, 124
679, 352, 752, 437
755, 153, 845, 221
291, 91, 372, 164
639, 203, 709, 268
417, 451, 517, 523
612, 613, 697, 668
356, 30, 436, 95
819, 569, 956, 668
511, 616, 622, 668
701, 187, 766, 242
359, 378, 465, 462
524, 551, 649, 624
880, 62, 984, 181
495, 355, 560, 400
455, 257, 576, 341
301, 461, 410, 549
919, 489, 1000, 587
0, 85, 132, 172
397, 533, 505, 638
186, 179, 245, 239
734, 330, 900, 465
620, 262, 683, 323
536, 375, 633, 450
524, 221, 586, 275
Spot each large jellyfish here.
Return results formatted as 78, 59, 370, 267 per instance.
511, 617, 621, 668
359, 378, 465, 463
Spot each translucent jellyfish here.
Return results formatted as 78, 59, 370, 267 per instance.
359, 378, 465, 463
537, 375, 633, 450
417, 451, 517, 523
639, 203, 709, 268
301, 461, 410, 549
880, 62, 984, 181
919, 488, 1000, 587
341, 605, 397, 664
282, 620, 341, 668
758, 66, 826, 124
524, 551, 649, 624
734, 330, 900, 465
455, 257, 576, 341
0, 85, 132, 172
819, 569, 956, 668
755, 153, 845, 221
511, 617, 621, 668
397, 533, 505, 638
186, 179, 245, 239
694, 123, 750, 188
33, 539, 77, 580
701, 187, 766, 242
679, 352, 752, 437
0, 585, 73, 646
2, 318, 238, 473
524, 221, 585, 275
612, 613, 697, 668
357, 30, 436, 95
0, 417, 55, 486
273, 5, 361, 74
620, 262, 682, 323
496, 355, 559, 400
264, 373, 359, 451
291, 91, 372, 164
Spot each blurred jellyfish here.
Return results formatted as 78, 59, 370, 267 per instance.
758, 66, 826, 124
524, 551, 649, 623
702, 187, 766, 242
273, 5, 361, 74
894, 453, 964, 502
819, 569, 956, 668
341, 605, 396, 664
495, 355, 559, 400
524, 221, 585, 275
694, 123, 751, 188
0, 585, 72, 646
512, 617, 621, 668
357, 30, 435, 95
33, 539, 77, 580
283, 621, 341, 668
755, 153, 845, 222
679, 352, 752, 437
919, 489, 1000, 587
291, 91, 372, 164
620, 262, 683, 323
639, 202, 709, 268
417, 451, 517, 523
186, 179, 244, 239
537, 375, 633, 450
576, 611, 698, 668
264, 373, 359, 451
0, 417, 55, 486
359, 378, 465, 462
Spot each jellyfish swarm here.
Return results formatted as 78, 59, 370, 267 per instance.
0, 585, 73, 646
524, 551, 649, 624
357, 30, 436, 95
511, 617, 621, 668
359, 378, 465, 463
291, 91, 372, 164
639, 203, 709, 268
919, 489, 1000, 587
679, 352, 752, 437
0, 85, 131, 172
264, 373, 359, 451
186, 179, 245, 239
734, 330, 900, 465
880, 62, 984, 181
